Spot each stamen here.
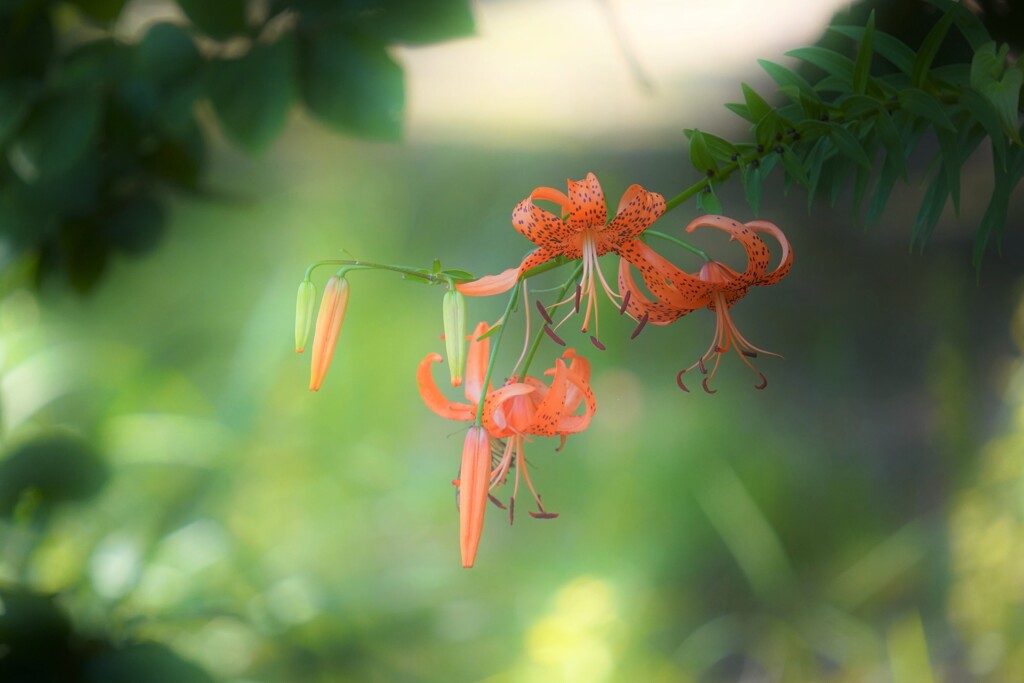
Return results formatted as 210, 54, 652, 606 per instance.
618, 289, 631, 314
543, 324, 567, 346
698, 358, 707, 375
488, 494, 507, 510
630, 312, 650, 339
676, 370, 689, 392
529, 511, 560, 519
754, 373, 768, 390
574, 285, 582, 314
702, 378, 717, 394
535, 299, 553, 324
590, 335, 605, 350
714, 345, 725, 353
742, 350, 758, 358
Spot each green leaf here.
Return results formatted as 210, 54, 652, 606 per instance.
205, 38, 297, 153
440, 269, 474, 281
176, 0, 247, 39
476, 323, 502, 341
68, 0, 127, 22
961, 87, 1007, 170
6, 92, 101, 183
741, 83, 772, 122
865, 154, 900, 225
136, 22, 201, 81
874, 106, 908, 181
786, 46, 854, 81
923, 0, 991, 51
298, 25, 405, 140
803, 137, 831, 210
831, 25, 915, 75
779, 145, 809, 187
935, 127, 962, 214
700, 132, 740, 166
687, 129, 718, 176
759, 59, 815, 96
972, 151, 1019, 267
353, 0, 475, 46
911, 167, 948, 251
697, 186, 723, 215
52, 39, 130, 91
725, 102, 753, 123
899, 88, 955, 131
827, 122, 872, 170
742, 164, 762, 215
0, 79, 38, 144
911, 8, 955, 88
970, 43, 1023, 145
852, 11, 875, 95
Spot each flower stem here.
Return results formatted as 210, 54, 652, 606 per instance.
474, 278, 523, 426
305, 259, 442, 284
644, 230, 712, 262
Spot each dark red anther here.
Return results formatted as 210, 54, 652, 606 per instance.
574, 285, 582, 314
535, 298, 553, 324
754, 373, 768, 390
590, 335, 605, 350
702, 378, 717, 394
618, 289, 631, 314
529, 511, 560, 519
742, 350, 758, 358
543, 325, 567, 346
676, 370, 690, 392
630, 311, 649, 339
698, 358, 707, 375
714, 345, 725, 353
509, 497, 516, 525
488, 494, 507, 510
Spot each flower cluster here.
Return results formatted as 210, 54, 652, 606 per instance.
295, 173, 792, 567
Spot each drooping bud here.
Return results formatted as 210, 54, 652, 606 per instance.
294, 279, 316, 353
459, 426, 491, 568
443, 288, 467, 386
309, 275, 350, 391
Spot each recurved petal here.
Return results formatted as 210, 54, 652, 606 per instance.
527, 359, 569, 437
685, 215, 770, 288
745, 219, 793, 286
617, 256, 691, 324
417, 353, 476, 421
618, 239, 714, 312
464, 321, 490, 405
550, 349, 596, 434
565, 173, 607, 230
457, 268, 519, 297
603, 185, 666, 246
512, 196, 576, 247
482, 383, 537, 437
459, 426, 491, 568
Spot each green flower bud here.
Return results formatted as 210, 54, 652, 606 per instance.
443, 288, 467, 387
294, 279, 316, 353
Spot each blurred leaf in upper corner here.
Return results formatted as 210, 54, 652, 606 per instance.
0, 6, 54, 81
68, 0, 129, 23
6, 92, 102, 184
136, 22, 202, 82
280, 0, 474, 44
298, 24, 404, 140
0, 433, 108, 518
205, 36, 297, 153
176, 0, 247, 40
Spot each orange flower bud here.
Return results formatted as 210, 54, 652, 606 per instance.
294, 279, 316, 353
459, 426, 490, 568
442, 288, 466, 386
309, 275, 350, 391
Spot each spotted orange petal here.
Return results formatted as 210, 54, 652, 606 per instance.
565, 173, 607, 230
527, 358, 569, 437
602, 185, 666, 246
684, 215, 770, 290
746, 219, 793, 286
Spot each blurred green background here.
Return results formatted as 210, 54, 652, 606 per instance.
3, 1, 1024, 682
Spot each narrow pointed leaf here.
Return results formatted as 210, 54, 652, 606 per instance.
911, 9, 955, 88
697, 186, 723, 215
779, 145, 809, 187
759, 59, 816, 95
924, 0, 991, 51
725, 102, 753, 123
865, 156, 900, 225
741, 83, 772, 123
831, 25, 915, 75
874, 106, 908, 180
962, 87, 1007, 170
787, 46, 854, 81
852, 11, 875, 95
899, 88, 955, 131
828, 123, 873, 170
742, 164, 762, 215
912, 168, 948, 251
688, 129, 718, 176
935, 127, 962, 214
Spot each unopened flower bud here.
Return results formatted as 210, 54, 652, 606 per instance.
294, 279, 316, 353
443, 288, 467, 386
309, 275, 350, 391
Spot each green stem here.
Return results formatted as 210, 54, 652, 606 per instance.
520, 262, 584, 378
644, 230, 711, 262
305, 259, 440, 284
474, 279, 523, 426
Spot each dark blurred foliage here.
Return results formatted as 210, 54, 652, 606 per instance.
0, 432, 108, 518
0, 0, 473, 293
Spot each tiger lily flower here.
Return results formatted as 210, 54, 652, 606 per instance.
618, 215, 792, 392
417, 322, 596, 567
457, 173, 665, 340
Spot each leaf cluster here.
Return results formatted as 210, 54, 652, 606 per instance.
685, 0, 1024, 267
0, 0, 473, 292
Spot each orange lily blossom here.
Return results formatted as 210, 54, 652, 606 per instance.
417, 322, 596, 567
457, 173, 665, 342
617, 215, 792, 392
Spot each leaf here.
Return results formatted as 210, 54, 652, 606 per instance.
839, 94, 881, 119
923, 0, 991, 51
298, 24, 405, 140
779, 145, 809, 188
972, 151, 1018, 267
176, 0, 247, 39
786, 46, 854, 81
205, 37, 297, 153
970, 42, 1023, 145
827, 122, 873, 170
803, 137, 831, 210
865, 154, 900, 225
758, 59, 815, 96
961, 87, 1007, 170
353, 0, 475, 46
899, 88, 955, 131
440, 269, 474, 281
476, 323, 502, 341
911, 167, 948, 252
67, 0, 127, 22
136, 22, 201, 81
874, 106, 908, 180
852, 11, 875, 95
0, 79, 38, 144
725, 102, 753, 123
741, 83, 772, 123
701, 132, 740, 166
911, 8, 955, 88
687, 129, 717, 176
935, 127, 962, 214
831, 25, 915, 75
697, 186, 723, 215
51, 39, 130, 91
6, 92, 101, 183
742, 164, 762, 215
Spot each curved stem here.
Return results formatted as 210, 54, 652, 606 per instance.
474, 279, 523, 426
644, 230, 711, 262
306, 259, 441, 283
